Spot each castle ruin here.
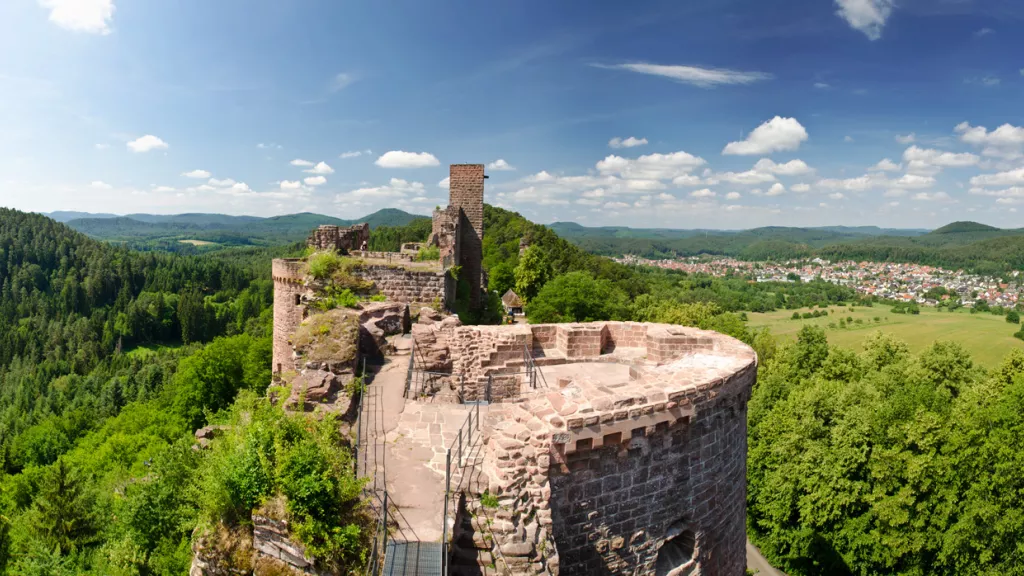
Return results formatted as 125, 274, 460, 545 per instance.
261, 163, 757, 575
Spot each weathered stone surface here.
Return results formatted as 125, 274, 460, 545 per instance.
418, 306, 443, 323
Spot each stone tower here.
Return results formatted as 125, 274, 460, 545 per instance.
271, 258, 306, 375
448, 164, 485, 309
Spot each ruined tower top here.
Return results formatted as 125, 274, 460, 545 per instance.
448, 164, 485, 243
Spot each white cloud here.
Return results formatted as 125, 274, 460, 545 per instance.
869, 158, 901, 172
182, 169, 211, 179
280, 180, 302, 190
208, 178, 237, 187
911, 191, 952, 202
608, 137, 648, 149
257, 143, 282, 150
752, 158, 812, 175
127, 135, 168, 153
844, 135, 854, 142
488, 159, 515, 171
603, 201, 630, 210
975, 27, 994, 37
814, 82, 830, 89
834, 0, 894, 40
690, 189, 716, 198
340, 149, 371, 159
596, 151, 706, 180
290, 159, 314, 167
526, 171, 555, 183
955, 122, 1024, 148
902, 146, 979, 174
304, 176, 327, 186
671, 174, 704, 187
330, 73, 355, 92
375, 150, 440, 168
765, 182, 786, 196
895, 133, 916, 144
714, 169, 777, 185
153, 185, 175, 193
95, 143, 110, 150
722, 117, 808, 155
791, 183, 811, 193
970, 168, 1024, 187
829, 192, 846, 200
39, 0, 115, 35
725, 192, 742, 200
884, 189, 906, 197
591, 63, 772, 88
89, 180, 112, 189
438, 177, 450, 189
304, 161, 334, 175
968, 186, 1024, 198
891, 174, 937, 189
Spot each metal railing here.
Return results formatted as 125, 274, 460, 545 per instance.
366, 491, 390, 575
405, 339, 450, 399
442, 401, 482, 575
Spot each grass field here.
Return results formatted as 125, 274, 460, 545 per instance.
748, 305, 1024, 368
178, 239, 218, 246
125, 342, 185, 359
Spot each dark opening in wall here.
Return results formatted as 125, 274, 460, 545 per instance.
655, 523, 697, 576
294, 294, 301, 306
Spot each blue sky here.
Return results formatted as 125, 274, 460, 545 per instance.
2, 0, 1024, 229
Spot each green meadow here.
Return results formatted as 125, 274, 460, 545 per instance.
748, 305, 1024, 368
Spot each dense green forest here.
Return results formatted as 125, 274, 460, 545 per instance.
749, 326, 1024, 575
61, 209, 427, 253
0, 209, 365, 574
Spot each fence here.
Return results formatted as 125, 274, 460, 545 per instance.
404, 340, 450, 399
366, 491, 390, 575
441, 401, 482, 575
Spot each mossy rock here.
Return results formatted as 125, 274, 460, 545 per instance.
291, 310, 360, 366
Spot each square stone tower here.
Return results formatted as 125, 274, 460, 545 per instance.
449, 164, 485, 309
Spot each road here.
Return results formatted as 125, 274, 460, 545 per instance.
747, 538, 786, 576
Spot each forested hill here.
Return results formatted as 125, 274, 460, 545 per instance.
56, 208, 428, 251
550, 220, 1024, 274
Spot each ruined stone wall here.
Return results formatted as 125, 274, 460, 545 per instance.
449, 164, 484, 308
548, 371, 752, 576
307, 223, 369, 253
272, 259, 307, 375
352, 265, 445, 304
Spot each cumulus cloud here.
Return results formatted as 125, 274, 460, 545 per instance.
834, 0, 894, 40
488, 159, 515, 171
955, 122, 1024, 152
280, 180, 302, 190
290, 159, 314, 167
895, 133, 915, 144
903, 145, 979, 168
89, 181, 112, 189
725, 192, 741, 200
968, 186, 1024, 198
596, 151, 706, 180
182, 169, 211, 179
304, 176, 327, 186
127, 135, 168, 153
844, 135, 854, 143
153, 185, 175, 193
765, 182, 786, 196
209, 178, 237, 187
375, 151, 440, 168
339, 178, 426, 200
791, 183, 811, 193
870, 158, 901, 172
829, 192, 846, 200
304, 161, 334, 175
713, 169, 777, 185
257, 143, 282, 150
330, 73, 355, 92
970, 168, 1024, 187
438, 177, 450, 189
591, 63, 772, 88
752, 158, 812, 175
608, 137, 648, 149
911, 191, 952, 202
722, 117, 808, 155
39, 0, 115, 34
690, 189, 716, 198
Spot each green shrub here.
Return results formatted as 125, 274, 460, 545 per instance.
416, 245, 440, 261
791, 312, 800, 320
306, 252, 344, 280
480, 491, 499, 509
1007, 310, 1020, 324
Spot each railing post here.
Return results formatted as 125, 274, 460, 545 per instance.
443, 449, 451, 575
382, 490, 389, 561
354, 393, 361, 475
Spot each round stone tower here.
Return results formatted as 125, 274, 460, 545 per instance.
271, 258, 307, 375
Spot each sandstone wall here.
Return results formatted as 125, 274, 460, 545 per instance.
273, 259, 307, 375
548, 371, 753, 576
353, 265, 445, 304
449, 164, 484, 309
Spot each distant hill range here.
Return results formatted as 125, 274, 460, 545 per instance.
46, 209, 428, 249
549, 220, 1024, 274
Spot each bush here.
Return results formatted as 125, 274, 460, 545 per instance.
415, 245, 440, 262
1007, 310, 1020, 324
792, 312, 801, 320
306, 252, 344, 280
526, 272, 629, 324
874, 316, 881, 322
1015, 330, 1024, 341
802, 312, 813, 319
854, 319, 863, 324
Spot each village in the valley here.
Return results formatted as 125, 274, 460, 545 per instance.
615, 255, 1024, 309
